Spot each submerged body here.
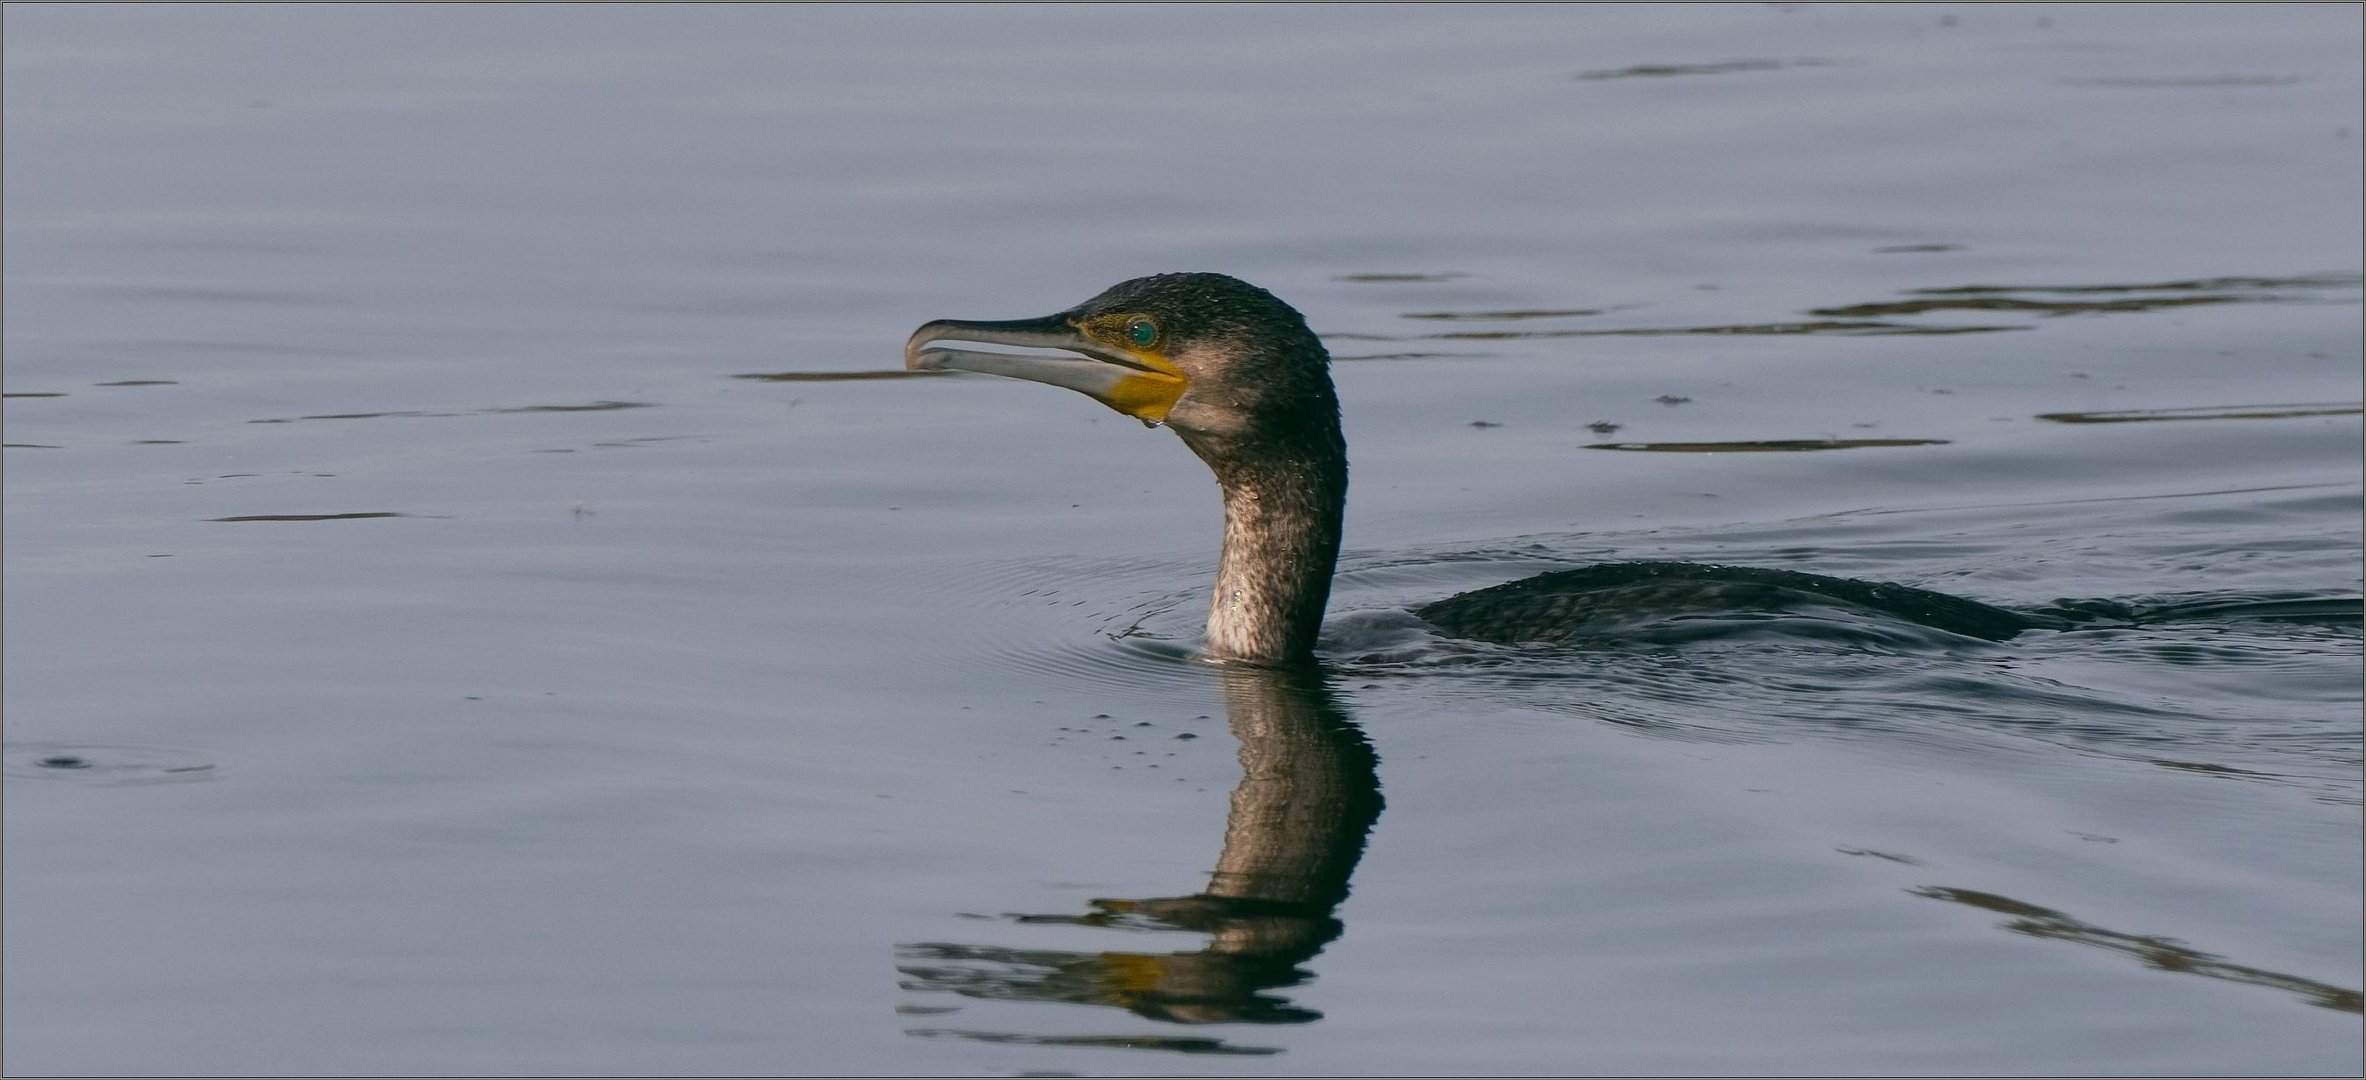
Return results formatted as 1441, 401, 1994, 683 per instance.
908, 273, 2048, 664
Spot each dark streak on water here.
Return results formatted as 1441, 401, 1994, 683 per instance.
906, 1029, 1281, 1056
1586, 438, 1952, 452
1911, 886, 2365, 1014
1334, 272, 1467, 283
209, 512, 404, 523
246, 401, 653, 423
1399, 308, 1605, 321
732, 370, 949, 382
2038, 403, 2363, 424
1574, 57, 1850, 80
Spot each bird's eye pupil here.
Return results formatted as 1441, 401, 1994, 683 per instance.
1126, 319, 1159, 347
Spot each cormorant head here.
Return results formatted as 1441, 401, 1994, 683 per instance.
906, 273, 1340, 453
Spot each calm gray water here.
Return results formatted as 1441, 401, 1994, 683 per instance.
5, 4, 2360, 1075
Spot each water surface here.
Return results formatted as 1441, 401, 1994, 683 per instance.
5, 4, 2360, 1074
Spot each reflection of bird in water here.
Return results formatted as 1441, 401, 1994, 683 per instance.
909, 272, 2057, 665
897, 665, 1381, 1035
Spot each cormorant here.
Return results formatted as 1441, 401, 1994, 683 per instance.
906, 272, 2053, 666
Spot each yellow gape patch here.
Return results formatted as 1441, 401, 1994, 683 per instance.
1105, 368, 1187, 423
1077, 313, 1188, 423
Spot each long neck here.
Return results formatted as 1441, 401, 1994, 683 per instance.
1191, 436, 1347, 665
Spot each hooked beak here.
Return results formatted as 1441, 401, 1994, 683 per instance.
905, 313, 1187, 424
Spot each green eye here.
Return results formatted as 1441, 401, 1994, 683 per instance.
1125, 318, 1160, 348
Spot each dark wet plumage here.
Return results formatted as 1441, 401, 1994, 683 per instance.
910, 273, 2061, 665
1416, 561, 2054, 646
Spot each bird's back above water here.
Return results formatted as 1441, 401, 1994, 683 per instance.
1414, 561, 2058, 647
